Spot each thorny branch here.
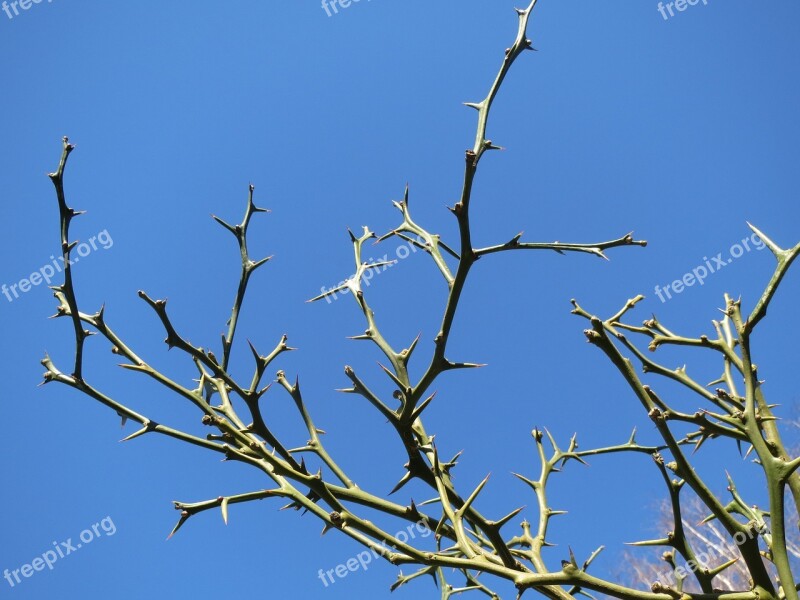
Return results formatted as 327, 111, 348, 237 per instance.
571, 224, 800, 600
40, 3, 797, 600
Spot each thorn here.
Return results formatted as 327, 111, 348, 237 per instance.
167, 511, 190, 540
119, 423, 152, 442
410, 391, 437, 421
212, 215, 237, 235
491, 506, 525, 529
221, 497, 230, 525
390, 471, 414, 495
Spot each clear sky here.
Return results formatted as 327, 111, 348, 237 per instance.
0, 1, 798, 598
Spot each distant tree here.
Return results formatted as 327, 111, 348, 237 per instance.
617, 494, 800, 593
42, 3, 800, 598
618, 413, 800, 591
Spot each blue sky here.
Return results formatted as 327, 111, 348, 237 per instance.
0, 1, 798, 598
